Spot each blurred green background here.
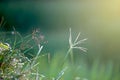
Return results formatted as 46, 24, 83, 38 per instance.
0, 0, 120, 64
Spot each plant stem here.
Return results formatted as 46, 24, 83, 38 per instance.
70, 49, 74, 64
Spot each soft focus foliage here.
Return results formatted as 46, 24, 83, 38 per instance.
0, 28, 119, 80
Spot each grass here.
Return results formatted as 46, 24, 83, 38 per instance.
0, 26, 120, 80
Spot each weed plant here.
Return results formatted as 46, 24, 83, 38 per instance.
0, 23, 120, 79
0, 25, 45, 80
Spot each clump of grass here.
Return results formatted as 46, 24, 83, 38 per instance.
0, 28, 44, 80
0, 18, 120, 80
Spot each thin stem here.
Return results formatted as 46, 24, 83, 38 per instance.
70, 49, 74, 64
73, 47, 87, 52
73, 38, 87, 47
64, 48, 71, 60
74, 32, 81, 44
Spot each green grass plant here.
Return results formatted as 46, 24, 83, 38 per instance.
0, 26, 119, 80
